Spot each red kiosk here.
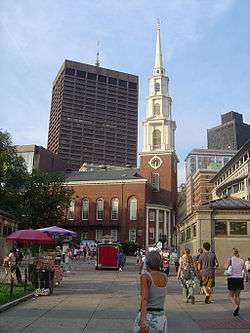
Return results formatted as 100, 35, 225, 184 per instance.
95, 240, 119, 270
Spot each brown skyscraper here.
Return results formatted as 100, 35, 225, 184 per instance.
47, 60, 138, 170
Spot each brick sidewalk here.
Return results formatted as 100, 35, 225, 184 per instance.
0, 258, 250, 332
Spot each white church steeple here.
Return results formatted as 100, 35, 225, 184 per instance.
154, 19, 165, 75
142, 22, 176, 153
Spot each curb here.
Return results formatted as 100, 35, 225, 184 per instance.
0, 292, 34, 313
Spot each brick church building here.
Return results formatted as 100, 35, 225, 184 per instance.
62, 24, 178, 248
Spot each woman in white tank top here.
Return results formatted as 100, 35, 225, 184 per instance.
134, 250, 168, 333
226, 248, 245, 316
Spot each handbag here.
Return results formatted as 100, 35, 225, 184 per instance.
224, 257, 233, 277
224, 265, 232, 276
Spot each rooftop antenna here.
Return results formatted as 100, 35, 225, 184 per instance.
95, 41, 100, 67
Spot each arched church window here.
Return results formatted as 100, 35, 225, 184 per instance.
82, 198, 89, 220
153, 103, 160, 116
152, 129, 161, 149
129, 197, 137, 220
96, 198, 104, 220
111, 198, 119, 220
67, 200, 75, 220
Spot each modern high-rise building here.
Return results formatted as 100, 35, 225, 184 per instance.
185, 148, 236, 215
207, 111, 250, 150
47, 60, 138, 170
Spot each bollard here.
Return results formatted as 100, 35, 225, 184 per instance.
24, 268, 28, 291
10, 277, 14, 297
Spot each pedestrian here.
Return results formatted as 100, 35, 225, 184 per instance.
226, 248, 245, 316
198, 242, 218, 304
73, 247, 78, 260
244, 257, 250, 282
139, 251, 147, 274
177, 248, 196, 304
133, 251, 168, 333
162, 252, 170, 276
194, 248, 203, 294
63, 248, 71, 272
117, 249, 125, 271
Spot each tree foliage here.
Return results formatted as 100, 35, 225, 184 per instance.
19, 171, 73, 229
0, 130, 28, 213
0, 129, 73, 229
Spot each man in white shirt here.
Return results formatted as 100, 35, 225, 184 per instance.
245, 258, 250, 282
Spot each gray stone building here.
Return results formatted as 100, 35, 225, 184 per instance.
207, 111, 250, 150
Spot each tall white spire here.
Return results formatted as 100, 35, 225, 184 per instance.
142, 21, 176, 154
154, 19, 165, 75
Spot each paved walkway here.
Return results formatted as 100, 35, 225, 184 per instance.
0, 258, 250, 332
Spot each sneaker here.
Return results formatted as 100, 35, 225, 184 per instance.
205, 296, 210, 304
119, 268, 122, 272
233, 306, 240, 316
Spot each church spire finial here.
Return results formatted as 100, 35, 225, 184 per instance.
95, 41, 100, 67
154, 19, 164, 74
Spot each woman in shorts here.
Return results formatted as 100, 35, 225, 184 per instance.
226, 248, 245, 316
134, 251, 168, 333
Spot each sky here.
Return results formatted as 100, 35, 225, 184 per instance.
1, 0, 250, 184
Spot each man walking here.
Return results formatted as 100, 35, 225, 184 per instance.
198, 242, 218, 304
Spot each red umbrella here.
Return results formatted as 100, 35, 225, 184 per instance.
6, 229, 55, 244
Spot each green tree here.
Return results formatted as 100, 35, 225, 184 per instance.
0, 130, 28, 213
0, 129, 74, 228
19, 171, 73, 229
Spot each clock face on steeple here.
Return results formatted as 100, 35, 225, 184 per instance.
149, 155, 163, 169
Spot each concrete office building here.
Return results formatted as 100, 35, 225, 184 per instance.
47, 60, 138, 170
207, 111, 250, 151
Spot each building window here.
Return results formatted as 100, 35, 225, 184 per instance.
65, 68, 75, 76
128, 82, 137, 90
153, 103, 160, 116
111, 198, 119, 220
96, 229, 103, 241
129, 197, 137, 220
149, 227, 155, 240
111, 229, 118, 241
76, 70, 86, 78
96, 198, 104, 220
159, 210, 164, 223
152, 173, 160, 191
129, 229, 136, 242
67, 200, 75, 220
149, 209, 155, 222
180, 232, 185, 243
87, 72, 97, 80
108, 77, 117, 85
82, 198, 89, 220
230, 222, 247, 235
193, 224, 197, 237
152, 129, 161, 149
215, 221, 227, 235
119, 79, 127, 88
98, 75, 106, 83
186, 227, 191, 240
3, 225, 13, 236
